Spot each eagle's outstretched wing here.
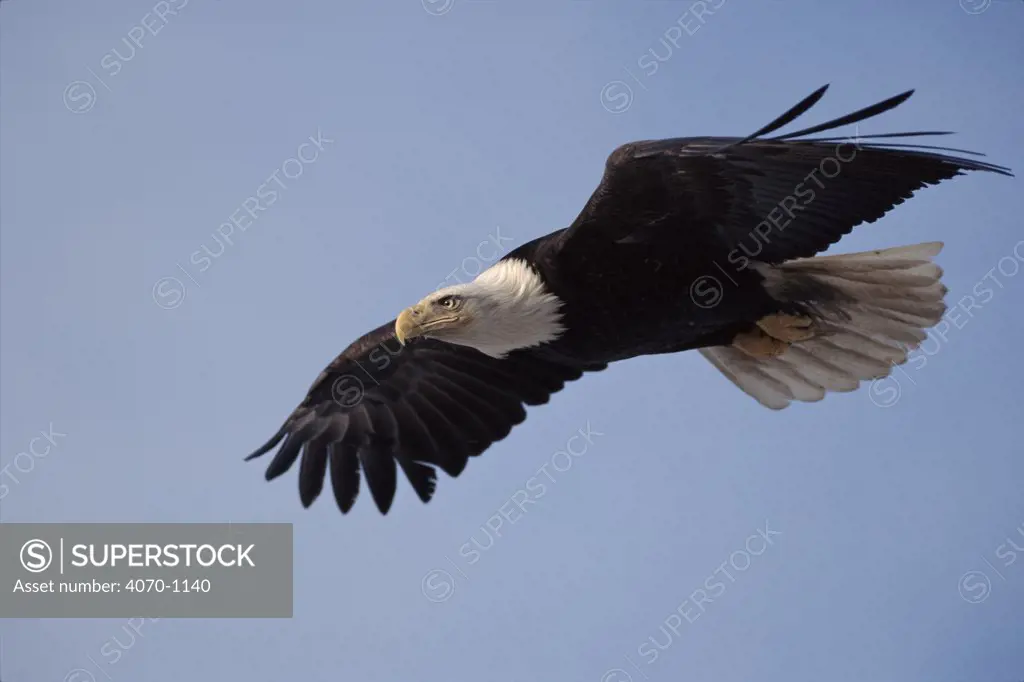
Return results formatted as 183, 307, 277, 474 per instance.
558, 85, 1011, 262
246, 321, 602, 514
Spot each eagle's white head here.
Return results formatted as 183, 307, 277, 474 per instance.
395, 259, 566, 358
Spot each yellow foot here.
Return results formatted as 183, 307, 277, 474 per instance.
732, 327, 789, 358
756, 313, 817, 343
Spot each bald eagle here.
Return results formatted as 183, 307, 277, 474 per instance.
246, 86, 1010, 515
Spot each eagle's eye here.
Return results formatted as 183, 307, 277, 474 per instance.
437, 295, 461, 310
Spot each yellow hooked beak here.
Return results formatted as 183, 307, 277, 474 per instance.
395, 303, 461, 345
395, 305, 423, 346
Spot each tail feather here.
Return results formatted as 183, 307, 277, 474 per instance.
700, 242, 946, 409
831, 308, 929, 345
781, 346, 861, 392
808, 267, 941, 288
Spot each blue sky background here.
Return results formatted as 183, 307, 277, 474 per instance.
2, 1, 1023, 681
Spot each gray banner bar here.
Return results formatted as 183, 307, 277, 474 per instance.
0, 523, 292, 618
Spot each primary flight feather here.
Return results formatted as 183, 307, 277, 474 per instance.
246, 85, 1011, 515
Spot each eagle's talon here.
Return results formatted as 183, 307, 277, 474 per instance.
756, 313, 817, 343
732, 327, 790, 358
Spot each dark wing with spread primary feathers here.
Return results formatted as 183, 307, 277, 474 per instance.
245, 321, 603, 515
557, 85, 1012, 261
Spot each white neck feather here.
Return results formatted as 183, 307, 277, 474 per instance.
440, 259, 565, 358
